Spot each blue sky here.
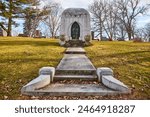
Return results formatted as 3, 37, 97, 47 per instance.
12, 0, 150, 36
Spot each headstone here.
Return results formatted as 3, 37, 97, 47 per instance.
101, 37, 109, 41
91, 31, 94, 40
0, 28, 7, 36
34, 30, 42, 38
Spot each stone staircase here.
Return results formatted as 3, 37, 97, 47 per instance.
54, 48, 97, 82
21, 47, 131, 97
54, 68, 97, 81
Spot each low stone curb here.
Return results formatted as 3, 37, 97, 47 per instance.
21, 67, 55, 95
97, 67, 113, 82
102, 75, 130, 92
39, 67, 55, 82
97, 67, 130, 93
21, 75, 50, 93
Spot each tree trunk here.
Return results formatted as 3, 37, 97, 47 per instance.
7, 18, 12, 36
7, 0, 13, 36
100, 28, 103, 41
0, 23, 7, 32
127, 32, 132, 40
126, 26, 132, 40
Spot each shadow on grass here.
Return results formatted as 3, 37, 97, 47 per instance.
93, 50, 150, 58
90, 51, 150, 68
0, 57, 61, 64
0, 40, 60, 47
98, 57, 150, 68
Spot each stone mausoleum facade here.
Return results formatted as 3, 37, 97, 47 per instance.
60, 8, 91, 44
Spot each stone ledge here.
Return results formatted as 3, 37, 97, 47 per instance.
102, 75, 130, 92
21, 83, 129, 96
21, 67, 55, 95
39, 67, 55, 82
54, 75, 97, 81
97, 67, 113, 82
21, 75, 50, 94
65, 47, 86, 54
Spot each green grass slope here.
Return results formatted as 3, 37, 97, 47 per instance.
85, 41, 150, 99
0, 37, 65, 99
0, 37, 149, 99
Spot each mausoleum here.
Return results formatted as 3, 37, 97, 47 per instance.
60, 8, 91, 46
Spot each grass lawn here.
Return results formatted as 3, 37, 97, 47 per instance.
85, 41, 150, 99
0, 37, 65, 99
0, 37, 149, 99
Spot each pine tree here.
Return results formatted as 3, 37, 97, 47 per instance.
23, 7, 37, 37
0, 0, 40, 36
23, 6, 50, 37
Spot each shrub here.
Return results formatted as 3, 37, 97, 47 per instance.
84, 35, 92, 46
84, 35, 91, 42
84, 42, 93, 47
60, 35, 66, 42
64, 41, 71, 47
133, 38, 143, 42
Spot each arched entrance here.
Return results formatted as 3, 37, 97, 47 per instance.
71, 22, 80, 39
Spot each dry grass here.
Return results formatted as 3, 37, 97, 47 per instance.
0, 37, 149, 100
85, 41, 150, 99
0, 37, 65, 99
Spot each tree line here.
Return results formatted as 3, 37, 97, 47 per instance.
89, 0, 150, 41
0, 0, 61, 37
0, 0, 150, 41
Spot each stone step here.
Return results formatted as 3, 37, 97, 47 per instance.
65, 51, 85, 54
55, 69, 96, 75
68, 40, 84, 47
24, 83, 128, 96
54, 75, 97, 81
56, 52, 96, 75
65, 47, 86, 54
56, 54, 96, 75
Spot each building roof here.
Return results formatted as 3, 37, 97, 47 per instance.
62, 8, 90, 16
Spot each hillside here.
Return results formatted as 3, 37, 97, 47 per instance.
0, 37, 149, 99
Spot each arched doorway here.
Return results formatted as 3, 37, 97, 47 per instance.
71, 22, 80, 39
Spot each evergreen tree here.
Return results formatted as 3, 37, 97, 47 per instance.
23, 6, 49, 37
0, 0, 39, 36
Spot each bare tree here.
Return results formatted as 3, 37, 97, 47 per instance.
89, 0, 107, 40
135, 28, 146, 40
116, 0, 149, 40
136, 22, 150, 42
145, 22, 150, 42
103, 1, 119, 41
116, 21, 127, 40
43, 2, 62, 38
89, 0, 149, 41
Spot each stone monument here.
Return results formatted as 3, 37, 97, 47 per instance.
60, 8, 91, 46
0, 28, 7, 36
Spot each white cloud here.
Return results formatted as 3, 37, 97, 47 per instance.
12, 0, 150, 35
137, 16, 150, 27
41, 0, 150, 10
42, 0, 93, 9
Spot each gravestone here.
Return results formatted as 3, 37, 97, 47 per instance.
60, 8, 91, 46
0, 28, 7, 36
